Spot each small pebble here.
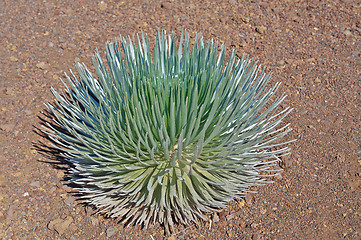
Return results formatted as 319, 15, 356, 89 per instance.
48, 216, 73, 235
64, 196, 75, 206
251, 222, 259, 229
106, 226, 116, 237
98, 1, 107, 11
91, 217, 99, 226
0, 123, 15, 132
343, 29, 352, 36
10, 56, 18, 62
212, 213, 220, 223
36, 62, 47, 70
30, 181, 40, 188
0, 175, 8, 186
256, 26, 267, 34
226, 213, 235, 221
315, 77, 321, 83
245, 193, 254, 206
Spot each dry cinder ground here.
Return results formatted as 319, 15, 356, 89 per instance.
0, 0, 360, 239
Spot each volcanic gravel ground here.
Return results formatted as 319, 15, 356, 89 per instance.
0, 0, 360, 239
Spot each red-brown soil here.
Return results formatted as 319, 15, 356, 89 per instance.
0, 0, 360, 239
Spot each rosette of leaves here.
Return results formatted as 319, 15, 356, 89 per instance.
43, 31, 292, 229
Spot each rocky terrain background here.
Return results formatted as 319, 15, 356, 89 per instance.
0, 0, 360, 239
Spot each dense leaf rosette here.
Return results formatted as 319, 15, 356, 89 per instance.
44, 31, 292, 228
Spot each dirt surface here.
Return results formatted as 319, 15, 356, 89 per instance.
0, 0, 360, 239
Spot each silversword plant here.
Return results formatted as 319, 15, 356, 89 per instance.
44, 31, 292, 229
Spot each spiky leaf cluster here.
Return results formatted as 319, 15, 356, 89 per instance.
44, 31, 292, 228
